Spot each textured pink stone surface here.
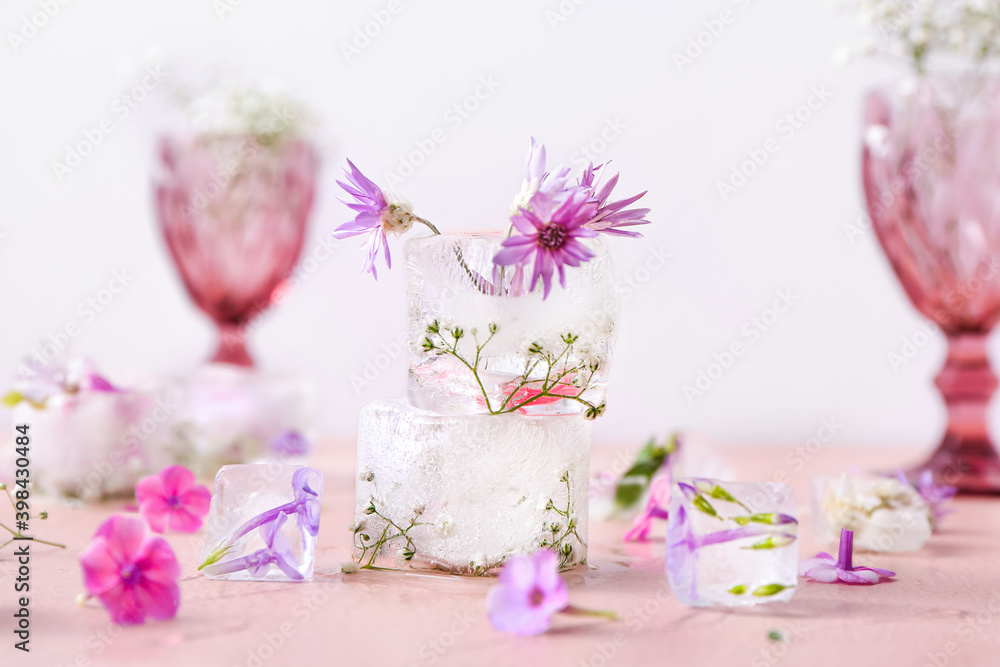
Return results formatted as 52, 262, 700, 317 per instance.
3, 444, 999, 666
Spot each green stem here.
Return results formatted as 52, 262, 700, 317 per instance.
29, 537, 65, 549
415, 217, 441, 235
561, 605, 618, 621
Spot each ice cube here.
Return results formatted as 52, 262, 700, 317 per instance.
200, 464, 323, 582
405, 234, 620, 417
811, 474, 931, 552
12, 390, 174, 500
167, 364, 317, 477
666, 478, 799, 607
352, 399, 591, 575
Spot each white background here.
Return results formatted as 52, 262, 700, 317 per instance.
0, 0, 981, 452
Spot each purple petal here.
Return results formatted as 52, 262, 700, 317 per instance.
493, 245, 535, 266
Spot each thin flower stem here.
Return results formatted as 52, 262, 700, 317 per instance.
30, 537, 66, 549
415, 217, 441, 235
561, 605, 618, 621
0, 521, 16, 535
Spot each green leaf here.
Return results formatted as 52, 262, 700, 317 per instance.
614, 482, 644, 509
692, 495, 720, 518
743, 535, 796, 550
197, 541, 235, 571
735, 513, 782, 526
752, 584, 792, 597
611, 435, 677, 511
728, 585, 747, 595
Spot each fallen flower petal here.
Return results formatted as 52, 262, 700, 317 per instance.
486, 550, 616, 636
799, 528, 895, 585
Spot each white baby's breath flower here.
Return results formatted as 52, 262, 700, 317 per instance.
434, 514, 453, 537
341, 562, 359, 574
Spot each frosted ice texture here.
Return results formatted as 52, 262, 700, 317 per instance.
666, 479, 799, 607
353, 399, 591, 575
405, 234, 620, 416
201, 464, 323, 582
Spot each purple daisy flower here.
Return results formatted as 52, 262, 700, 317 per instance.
493, 191, 598, 298
333, 159, 421, 279
578, 163, 652, 238
510, 137, 575, 214
896, 470, 956, 529
799, 528, 896, 584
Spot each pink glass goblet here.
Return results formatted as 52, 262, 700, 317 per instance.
863, 76, 1000, 494
154, 133, 317, 367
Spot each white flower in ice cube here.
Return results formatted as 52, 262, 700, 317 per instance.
434, 514, 453, 537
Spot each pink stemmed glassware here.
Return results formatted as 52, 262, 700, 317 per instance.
863, 76, 1000, 494
155, 133, 317, 367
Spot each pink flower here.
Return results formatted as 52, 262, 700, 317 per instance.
487, 550, 569, 636
577, 162, 651, 238
79, 515, 181, 625
486, 550, 617, 636
136, 465, 212, 534
799, 528, 896, 584
500, 376, 581, 412
493, 191, 599, 298
624, 475, 672, 542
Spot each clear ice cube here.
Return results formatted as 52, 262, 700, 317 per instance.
666, 478, 799, 607
811, 475, 931, 552
405, 234, 621, 417
200, 464, 323, 582
353, 399, 591, 575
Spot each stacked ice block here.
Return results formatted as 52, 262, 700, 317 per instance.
351, 234, 622, 575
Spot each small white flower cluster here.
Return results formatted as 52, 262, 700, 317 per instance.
813, 474, 932, 552
182, 78, 311, 138
846, 0, 1000, 71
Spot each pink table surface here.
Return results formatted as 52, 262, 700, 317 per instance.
3, 444, 1000, 667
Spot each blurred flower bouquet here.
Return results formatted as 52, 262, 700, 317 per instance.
848, 0, 1000, 71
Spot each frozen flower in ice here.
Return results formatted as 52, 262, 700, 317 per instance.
271, 430, 310, 458
333, 160, 436, 279
79, 515, 181, 625
135, 465, 212, 534
201, 512, 304, 581
494, 191, 599, 298
4, 357, 119, 408
434, 514, 453, 537
799, 528, 896, 584
577, 162, 651, 238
